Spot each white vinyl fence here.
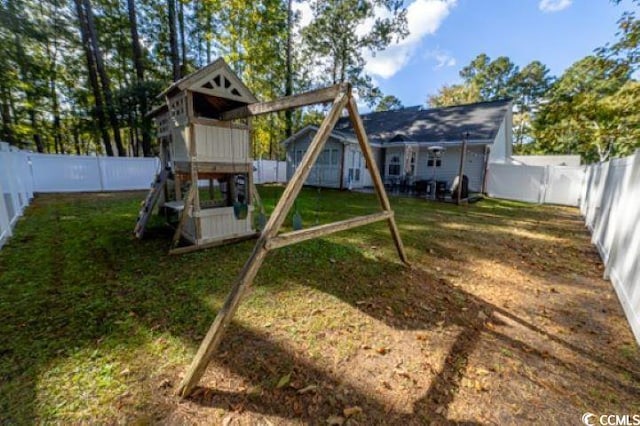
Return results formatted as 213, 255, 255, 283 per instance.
0, 143, 33, 248
581, 150, 640, 343
487, 163, 586, 206
30, 153, 161, 192
253, 159, 287, 184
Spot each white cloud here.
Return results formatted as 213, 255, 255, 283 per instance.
425, 49, 456, 69
363, 0, 457, 79
538, 0, 572, 13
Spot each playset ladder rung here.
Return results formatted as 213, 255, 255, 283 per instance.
134, 168, 169, 239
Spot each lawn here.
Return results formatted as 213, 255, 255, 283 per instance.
0, 187, 638, 424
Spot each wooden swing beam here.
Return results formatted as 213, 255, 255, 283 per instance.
177, 83, 408, 397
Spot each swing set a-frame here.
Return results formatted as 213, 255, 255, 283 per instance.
177, 81, 409, 397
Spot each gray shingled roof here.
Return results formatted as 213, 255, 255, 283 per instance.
334, 99, 512, 144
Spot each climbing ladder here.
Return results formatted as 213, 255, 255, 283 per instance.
134, 167, 169, 239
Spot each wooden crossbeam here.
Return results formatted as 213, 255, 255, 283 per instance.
265, 211, 393, 250
221, 84, 349, 121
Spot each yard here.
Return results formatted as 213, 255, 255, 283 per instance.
0, 188, 638, 424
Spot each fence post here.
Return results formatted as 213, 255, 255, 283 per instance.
97, 156, 106, 191
0, 152, 12, 244
539, 165, 549, 204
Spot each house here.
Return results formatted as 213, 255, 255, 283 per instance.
283, 99, 513, 193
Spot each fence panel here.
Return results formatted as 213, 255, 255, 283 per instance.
30, 153, 103, 192
99, 157, 160, 191
486, 163, 546, 203
544, 166, 585, 206
0, 143, 32, 248
29, 154, 160, 192
253, 159, 287, 184
584, 152, 640, 342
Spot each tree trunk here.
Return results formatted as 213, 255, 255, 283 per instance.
127, 0, 152, 156
285, 0, 293, 138
83, 0, 125, 156
168, 0, 181, 81
0, 85, 15, 145
73, 126, 81, 155
179, 0, 187, 76
28, 110, 45, 153
74, 0, 113, 156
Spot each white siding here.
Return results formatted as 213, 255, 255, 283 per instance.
286, 131, 345, 189
415, 145, 487, 192
489, 118, 507, 162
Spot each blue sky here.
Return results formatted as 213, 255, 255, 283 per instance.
335, 0, 636, 108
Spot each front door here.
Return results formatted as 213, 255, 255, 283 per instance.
346, 149, 363, 189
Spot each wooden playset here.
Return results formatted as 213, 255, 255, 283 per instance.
134, 58, 259, 254
133, 59, 408, 397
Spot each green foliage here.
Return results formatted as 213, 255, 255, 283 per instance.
375, 95, 403, 112
429, 54, 553, 148
302, 0, 408, 106
427, 83, 481, 108
532, 56, 639, 163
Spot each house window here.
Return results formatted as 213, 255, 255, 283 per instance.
318, 149, 329, 165
388, 155, 401, 176
427, 152, 442, 168
330, 149, 339, 165
295, 149, 303, 167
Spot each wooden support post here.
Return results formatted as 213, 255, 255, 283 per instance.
189, 123, 202, 244
171, 183, 196, 248
177, 91, 350, 397
456, 136, 468, 205
345, 97, 409, 265
208, 179, 214, 200
174, 175, 182, 200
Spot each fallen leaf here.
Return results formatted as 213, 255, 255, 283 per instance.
276, 373, 291, 389
326, 415, 345, 425
343, 406, 362, 417
476, 367, 490, 376
297, 385, 317, 394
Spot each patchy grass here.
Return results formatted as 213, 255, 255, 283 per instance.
0, 187, 638, 424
